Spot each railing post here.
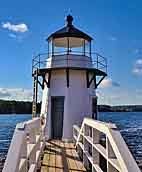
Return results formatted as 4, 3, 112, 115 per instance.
92, 128, 100, 172
40, 125, 45, 144
83, 124, 90, 170
28, 128, 36, 167
35, 127, 42, 170
73, 127, 76, 144
97, 55, 98, 69
39, 54, 40, 69
20, 133, 28, 172
106, 137, 117, 172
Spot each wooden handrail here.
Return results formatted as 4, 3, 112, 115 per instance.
3, 118, 45, 172
73, 117, 140, 172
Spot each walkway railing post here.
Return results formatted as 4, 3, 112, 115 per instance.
36, 127, 42, 170
28, 128, 36, 167
92, 128, 100, 172
20, 133, 28, 172
83, 124, 90, 170
106, 137, 118, 172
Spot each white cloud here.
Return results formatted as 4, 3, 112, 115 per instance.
0, 88, 33, 101
132, 68, 142, 76
99, 78, 120, 88
98, 88, 142, 105
100, 78, 112, 88
2, 22, 28, 32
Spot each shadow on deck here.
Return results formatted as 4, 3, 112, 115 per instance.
41, 140, 86, 172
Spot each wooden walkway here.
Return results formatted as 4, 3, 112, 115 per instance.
41, 140, 86, 172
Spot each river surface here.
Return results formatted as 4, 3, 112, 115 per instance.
0, 112, 142, 171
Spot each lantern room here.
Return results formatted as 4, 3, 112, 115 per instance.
47, 15, 92, 57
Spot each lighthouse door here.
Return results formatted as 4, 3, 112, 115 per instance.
51, 96, 64, 139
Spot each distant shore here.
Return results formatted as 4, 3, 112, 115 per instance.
0, 99, 41, 114
98, 105, 142, 112
0, 99, 142, 114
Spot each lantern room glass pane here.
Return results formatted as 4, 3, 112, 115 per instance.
54, 38, 68, 55
68, 37, 84, 55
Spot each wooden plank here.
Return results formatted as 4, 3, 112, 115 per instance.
49, 140, 58, 155
60, 141, 69, 172
48, 140, 56, 172
42, 152, 50, 166
48, 153, 56, 172
40, 166, 48, 172
42, 142, 51, 166
55, 140, 64, 172
71, 148, 86, 171
65, 142, 78, 172
41, 140, 87, 172
70, 142, 86, 172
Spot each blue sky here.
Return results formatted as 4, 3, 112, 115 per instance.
0, 0, 142, 105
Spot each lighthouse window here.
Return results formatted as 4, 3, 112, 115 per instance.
48, 37, 91, 57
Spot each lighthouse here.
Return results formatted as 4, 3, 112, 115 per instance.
32, 15, 107, 140
3, 15, 141, 172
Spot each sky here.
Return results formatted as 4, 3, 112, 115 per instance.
0, 0, 142, 105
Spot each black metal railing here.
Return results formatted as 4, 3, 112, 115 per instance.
32, 51, 107, 75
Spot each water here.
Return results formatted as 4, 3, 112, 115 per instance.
0, 114, 31, 171
0, 112, 142, 171
98, 112, 142, 169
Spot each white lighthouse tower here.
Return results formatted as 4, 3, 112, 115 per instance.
32, 15, 107, 140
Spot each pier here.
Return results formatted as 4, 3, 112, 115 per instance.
2, 117, 141, 172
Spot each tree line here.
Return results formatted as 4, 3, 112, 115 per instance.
0, 99, 41, 114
